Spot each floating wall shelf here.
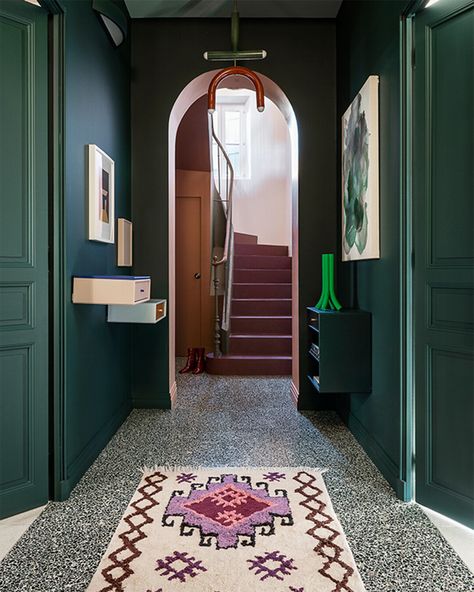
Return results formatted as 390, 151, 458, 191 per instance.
72, 275, 151, 305
307, 307, 372, 394
107, 299, 167, 324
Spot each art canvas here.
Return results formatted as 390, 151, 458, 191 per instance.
88, 144, 115, 243
342, 75, 380, 261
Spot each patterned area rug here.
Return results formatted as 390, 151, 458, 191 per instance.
87, 467, 366, 592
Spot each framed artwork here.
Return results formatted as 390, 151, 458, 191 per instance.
341, 75, 380, 261
117, 218, 133, 266
88, 144, 115, 243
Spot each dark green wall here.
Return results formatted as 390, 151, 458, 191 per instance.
336, 0, 408, 495
61, 0, 132, 496
131, 18, 337, 408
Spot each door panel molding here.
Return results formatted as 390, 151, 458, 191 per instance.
428, 284, 474, 334
426, 346, 474, 498
0, 282, 34, 330
425, 7, 474, 269
0, 14, 34, 267
0, 344, 33, 491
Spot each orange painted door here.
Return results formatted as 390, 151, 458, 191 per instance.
176, 196, 202, 356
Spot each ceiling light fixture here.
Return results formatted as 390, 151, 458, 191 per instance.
425, 0, 441, 7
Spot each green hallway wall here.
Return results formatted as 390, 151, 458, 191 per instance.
60, 0, 132, 496
336, 0, 408, 495
131, 18, 337, 408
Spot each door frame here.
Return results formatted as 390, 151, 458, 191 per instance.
43, 0, 67, 501
399, 0, 426, 503
175, 173, 213, 355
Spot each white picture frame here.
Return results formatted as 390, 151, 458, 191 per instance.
117, 218, 133, 266
341, 75, 380, 261
88, 144, 115, 243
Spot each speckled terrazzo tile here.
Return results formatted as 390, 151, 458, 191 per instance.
0, 367, 473, 592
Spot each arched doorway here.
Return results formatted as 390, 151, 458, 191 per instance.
168, 71, 299, 406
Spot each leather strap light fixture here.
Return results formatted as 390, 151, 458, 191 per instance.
208, 66, 265, 113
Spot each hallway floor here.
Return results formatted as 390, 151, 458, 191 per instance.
0, 368, 473, 591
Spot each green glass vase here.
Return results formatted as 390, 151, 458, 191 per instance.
315, 253, 342, 311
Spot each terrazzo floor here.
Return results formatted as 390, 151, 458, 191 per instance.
0, 365, 473, 591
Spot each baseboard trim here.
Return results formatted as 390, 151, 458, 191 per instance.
290, 381, 299, 406
56, 399, 132, 501
344, 411, 405, 498
132, 393, 172, 409
170, 381, 177, 408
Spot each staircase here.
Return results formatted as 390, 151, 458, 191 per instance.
206, 232, 292, 375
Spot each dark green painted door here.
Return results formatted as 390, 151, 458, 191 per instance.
0, 2, 49, 518
413, 0, 474, 528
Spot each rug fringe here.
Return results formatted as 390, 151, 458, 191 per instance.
139, 465, 330, 478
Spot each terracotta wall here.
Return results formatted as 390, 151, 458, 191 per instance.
176, 96, 210, 172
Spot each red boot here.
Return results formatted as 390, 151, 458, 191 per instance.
179, 348, 196, 373
192, 348, 206, 374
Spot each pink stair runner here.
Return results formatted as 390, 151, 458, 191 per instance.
206, 232, 292, 375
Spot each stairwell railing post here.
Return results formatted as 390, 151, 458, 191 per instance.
213, 256, 222, 357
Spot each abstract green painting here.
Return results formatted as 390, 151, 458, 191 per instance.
342, 75, 380, 261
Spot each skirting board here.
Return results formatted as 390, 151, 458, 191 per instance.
55, 399, 132, 501
132, 393, 172, 409
344, 411, 407, 500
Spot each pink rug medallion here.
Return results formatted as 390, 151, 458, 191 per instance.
87, 467, 367, 592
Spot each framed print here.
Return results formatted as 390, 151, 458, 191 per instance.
117, 218, 133, 266
88, 144, 115, 243
341, 75, 380, 261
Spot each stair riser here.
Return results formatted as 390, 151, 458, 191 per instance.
233, 284, 292, 298
234, 269, 291, 284
206, 357, 291, 376
231, 317, 292, 335
229, 337, 292, 355
234, 256, 291, 270
234, 244, 289, 256
232, 300, 292, 316
234, 232, 258, 244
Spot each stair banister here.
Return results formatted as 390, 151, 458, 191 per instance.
209, 113, 234, 356
208, 66, 265, 357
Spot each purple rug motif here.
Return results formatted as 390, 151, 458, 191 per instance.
163, 473, 292, 549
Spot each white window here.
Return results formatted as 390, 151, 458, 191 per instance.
213, 97, 250, 180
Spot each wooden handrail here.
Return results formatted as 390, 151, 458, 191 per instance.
208, 66, 265, 113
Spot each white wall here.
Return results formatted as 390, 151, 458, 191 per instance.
219, 90, 292, 247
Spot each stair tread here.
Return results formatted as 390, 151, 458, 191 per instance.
231, 315, 291, 320
206, 354, 291, 359
234, 256, 291, 261
231, 334, 292, 339
232, 298, 292, 301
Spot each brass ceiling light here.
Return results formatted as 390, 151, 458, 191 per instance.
204, 0, 267, 63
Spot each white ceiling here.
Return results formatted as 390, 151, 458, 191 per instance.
124, 0, 343, 19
